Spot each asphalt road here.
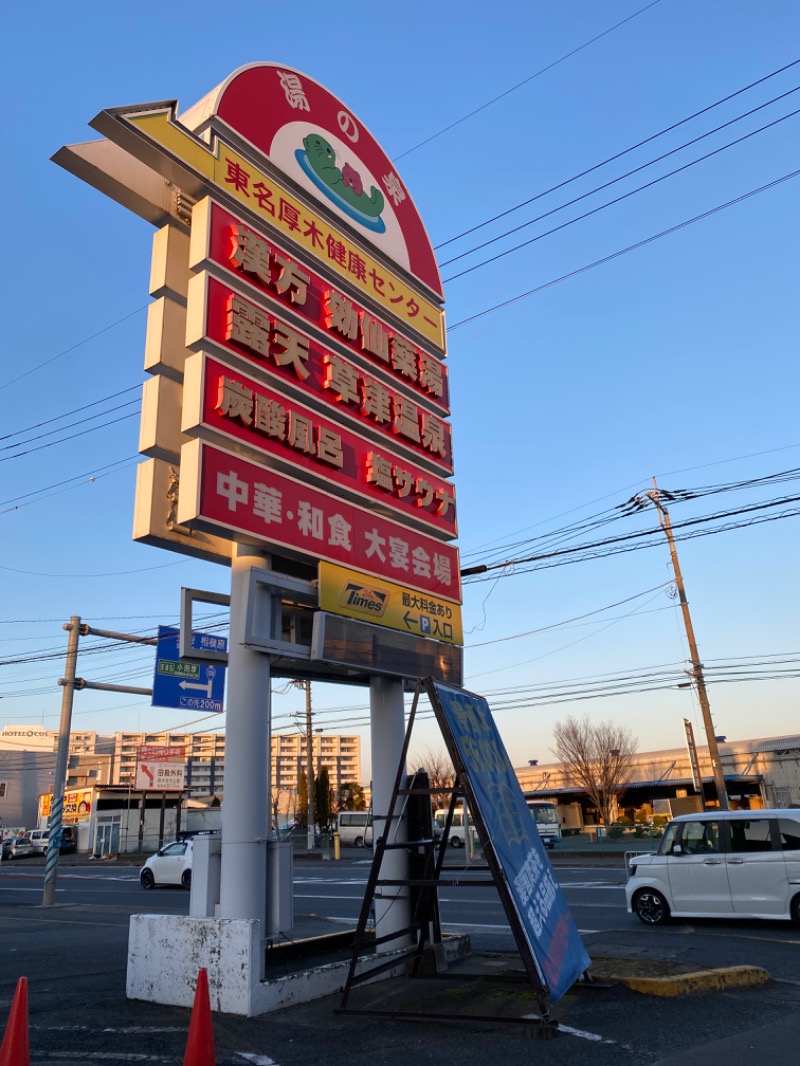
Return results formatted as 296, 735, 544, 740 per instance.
2, 852, 800, 1065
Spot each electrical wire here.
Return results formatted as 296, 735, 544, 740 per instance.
394, 0, 664, 160
448, 166, 800, 331
435, 57, 800, 250
441, 94, 800, 277
0, 306, 148, 393
0, 410, 140, 462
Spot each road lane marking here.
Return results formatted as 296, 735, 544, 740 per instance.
555, 1022, 616, 1044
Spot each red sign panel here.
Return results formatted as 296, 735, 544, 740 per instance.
192, 200, 450, 414
211, 64, 443, 299
187, 274, 454, 476
179, 441, 461, 602
137, 746, 186, 761
186, 353, 457, 540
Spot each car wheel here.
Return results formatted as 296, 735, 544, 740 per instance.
450, 836, 463, 848
140, 868, 155, 890
791, 894, 800, 926
181, 870, 192, 889
354, 835, 364, 848
633, 889, 670, 925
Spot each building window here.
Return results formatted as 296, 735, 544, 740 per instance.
0, 782, 7, 798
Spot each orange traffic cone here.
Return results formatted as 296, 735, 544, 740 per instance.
183, 968, 215, 1066
0, 976, 29, 1066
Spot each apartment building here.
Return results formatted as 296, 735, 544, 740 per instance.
1, 725, 361, 808
112, 731, 227, 794
271, 733, 361, 817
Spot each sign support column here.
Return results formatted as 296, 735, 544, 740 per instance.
219, 544, 271, 926
370, 675, 411, 948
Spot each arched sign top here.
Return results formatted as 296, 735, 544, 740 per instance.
179, 63, 443, 301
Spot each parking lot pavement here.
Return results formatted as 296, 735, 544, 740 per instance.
4, 852, 800, 1065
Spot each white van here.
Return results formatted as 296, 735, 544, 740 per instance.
434, 808, 479, 849
336, 811, 372, 847
626, 809, 800, 925
29, 828, 50, 855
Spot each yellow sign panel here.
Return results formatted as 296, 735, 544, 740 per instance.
39, 789, 93, 825
319, 562, 463, 646
127, 112, 445, 351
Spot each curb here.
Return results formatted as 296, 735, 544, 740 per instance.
608, 964, 771, 997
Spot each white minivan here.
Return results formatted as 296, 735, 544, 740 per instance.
626, 809, 800, 925
29, 829, 50, 855
336, 811, 372, 847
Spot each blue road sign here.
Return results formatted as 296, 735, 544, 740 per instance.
152, 626, 227, 712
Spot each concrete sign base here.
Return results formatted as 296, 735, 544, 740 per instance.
127, 914, 469, 1017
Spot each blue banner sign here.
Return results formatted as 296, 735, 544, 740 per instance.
429, 680, 590, 1002
152, 626, 227, 712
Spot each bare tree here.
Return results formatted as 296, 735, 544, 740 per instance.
552, 716, 638, 826
410, 747, 455, 810
271, 787, 284, 830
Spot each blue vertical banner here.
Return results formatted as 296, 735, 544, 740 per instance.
429, 680, 590, 1003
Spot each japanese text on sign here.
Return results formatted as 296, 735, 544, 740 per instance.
193, 201, 449, 412
195, 355, 457, 537
188, 276, 454, 475
429, 683, 590, 1003
209, 150, 444, 349
181, 441, 460, 601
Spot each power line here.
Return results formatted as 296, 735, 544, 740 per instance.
462, 488, 800, 581
441, 89, 800, 274
448, 167, 800, 331
1, 399, 140, 454
443, 103, 800, 282
462, 467, 800, 571
394, 0, 664, 160
0, 305, 148, 393
0, 387, 141, 443
0, 457, 139, 510
0, 410, 140, 462
435, 57, 800, 250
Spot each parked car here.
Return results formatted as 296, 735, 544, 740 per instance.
59, 827, 78, 854
140, 839, 193, 889
28, 827, 78, 855
28, 829, 49, 855
3, 835, 34, 859
626, 809, 800, 925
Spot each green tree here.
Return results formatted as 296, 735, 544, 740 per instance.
297, 769, 310, 829
315, 766, 333, 830
338, 781, 366, 811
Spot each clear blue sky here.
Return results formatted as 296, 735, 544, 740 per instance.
2, 1, 798, 781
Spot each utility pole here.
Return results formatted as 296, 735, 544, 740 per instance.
292, 679, 316, 849
643, 479, 730, 810
304, 681, 315, 850
44, 616, 82, 907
